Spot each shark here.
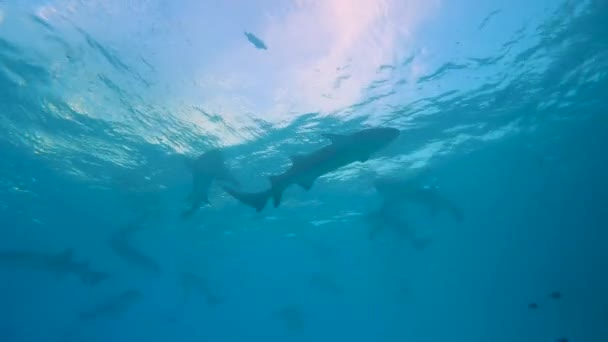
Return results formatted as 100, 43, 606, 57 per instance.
364, 200, 432, 249
275, 304, 305, 332
308, 272, 343, 296
109, 224, 161, 273
373, 176, 464, 222
224, 127, 400, 212
180, 272, 224, 307
182, 149, 239, 219
79, 289, 142, 320
0, 248, 110, 286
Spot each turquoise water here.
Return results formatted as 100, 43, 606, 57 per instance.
1, 1, 607, 341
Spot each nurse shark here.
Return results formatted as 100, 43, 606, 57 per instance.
373, 176, 464, 222
0, 248, 110, 286
182, 149, 239, 218
224, 127, 400, 212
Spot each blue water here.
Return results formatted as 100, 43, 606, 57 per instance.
1, 1, 607, 341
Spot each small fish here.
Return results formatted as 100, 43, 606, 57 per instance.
244, 31, 267, 50
528, 302, 539, 309
549, 291, 562, 299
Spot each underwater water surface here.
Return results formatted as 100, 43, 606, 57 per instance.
1, 1, 607, 341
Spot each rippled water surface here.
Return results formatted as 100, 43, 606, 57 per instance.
1, 1, 607, 341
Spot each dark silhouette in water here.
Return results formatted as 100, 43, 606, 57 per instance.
109, 224, 161, 273
180, 272, 224, 307
549, 291, 562, 299
528, 302, 539, 309
244, 31, 267, 50
373, 176, 464, 222
224, 127, 400, 212
79, 289, 142, 320
182, 149, 239, 219
0, 248, 109, 286
308, 272, 343, 296
365, 201, 432, 249
275, 304, 304, 332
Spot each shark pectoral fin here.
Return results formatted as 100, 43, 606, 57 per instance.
223, 186, 270, 212
322, 133, 347, 145
272, 189, 283, 208
296, 178, 315, 191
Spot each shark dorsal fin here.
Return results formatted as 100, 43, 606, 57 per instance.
322, 133, 347, 145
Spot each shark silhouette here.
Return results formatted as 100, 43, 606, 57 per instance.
308, 272, 343, 296
0, 248, 109, 286
275, 304, 305, 332
109, 224, 161, 273
180, 272, 224, 307
182, 149, 239, 218
79, 289, 142, 320
224, 127, 400, 212
373, 176, 464, 222
365, 201, 432, 249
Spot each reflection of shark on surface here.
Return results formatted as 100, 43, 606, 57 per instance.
79, 289, 141, 320
224, 127, 400, 212
109, 224, 161, 273
180, 272, 224, 307
374, 176, 464, 222
182, 149, 239, 219
244, 31, 267, 50
0, 248, 110, 286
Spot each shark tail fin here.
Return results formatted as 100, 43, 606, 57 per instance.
223, 186, 270, 212
268, 175, 285, 208
271, 189, 284, 208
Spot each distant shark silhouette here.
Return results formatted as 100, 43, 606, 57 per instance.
373, 176, 464, 222
224, 127, 400, 212
365, 201, 432, 249
180, 272, 224, 307
275, 304, 305, 332
109, 224, 161, 273
0, 248, 110, 286
79, 289, 141, 320
308, 272, 343, 296
182, 149, 239, 218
